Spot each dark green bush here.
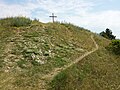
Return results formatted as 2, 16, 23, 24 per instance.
12, 17, 32, 27
107, 40, 120, 55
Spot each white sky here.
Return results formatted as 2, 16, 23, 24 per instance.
0, 0, 120, 38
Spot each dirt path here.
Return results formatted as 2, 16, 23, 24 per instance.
42, 35, 99, 80
1, 35, 98, 90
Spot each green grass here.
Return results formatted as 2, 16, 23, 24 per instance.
49, 71, 67, 90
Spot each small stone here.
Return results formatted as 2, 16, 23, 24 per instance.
31, 53, 36, 60
5, 70, 9, 72
75, 48, 84, 52
36, 60, 45, 64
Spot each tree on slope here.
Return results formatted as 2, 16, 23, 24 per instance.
100, 28, 116, 40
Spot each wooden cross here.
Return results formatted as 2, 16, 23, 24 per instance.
49, 13, 57, 23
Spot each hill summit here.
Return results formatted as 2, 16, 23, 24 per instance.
0, 17, 119, 90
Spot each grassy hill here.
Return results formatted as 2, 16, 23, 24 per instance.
49, 36, 120, 90
0, 17, 119, 90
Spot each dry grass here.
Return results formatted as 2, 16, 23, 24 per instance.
0, 19, 95, 89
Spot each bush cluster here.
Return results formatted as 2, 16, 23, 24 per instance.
107, 40, 120, 55
100, 28, 116, 40
0, 17, 32, 27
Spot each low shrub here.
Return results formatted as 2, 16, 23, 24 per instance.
107, 40, 120, 55
0, 16, 32, 27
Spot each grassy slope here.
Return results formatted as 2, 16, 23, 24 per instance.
0, 18, 119, 90
0, 19, 96, 89
49, 35, 120, 90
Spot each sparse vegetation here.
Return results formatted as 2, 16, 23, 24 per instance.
49, 36, 120, 90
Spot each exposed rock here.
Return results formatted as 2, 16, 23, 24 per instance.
75, 48, 84, 52
35, 60, 45, 64
31, 53, 36, 60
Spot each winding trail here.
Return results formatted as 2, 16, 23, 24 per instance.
42, 35, 99, 80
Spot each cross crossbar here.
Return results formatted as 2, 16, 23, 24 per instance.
49, 13, 57, 23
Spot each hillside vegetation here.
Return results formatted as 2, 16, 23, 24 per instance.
0, 17, 119, 90
49, 36, 120, 90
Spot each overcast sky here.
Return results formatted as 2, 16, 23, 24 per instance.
0, 0, 120, 38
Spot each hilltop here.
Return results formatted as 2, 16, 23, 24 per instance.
0, 17, 119, 90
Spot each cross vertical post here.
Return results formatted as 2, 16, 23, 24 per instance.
49, 13, 57, 23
